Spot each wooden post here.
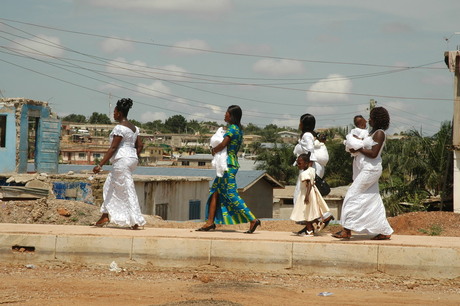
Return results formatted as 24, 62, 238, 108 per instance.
452, 53, 460, 213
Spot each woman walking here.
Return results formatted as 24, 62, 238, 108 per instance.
196, 105, 261, 233
93, 98, 146, 230
333, 107, 393, 240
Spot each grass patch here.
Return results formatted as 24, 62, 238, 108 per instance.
418, 224, 443, 236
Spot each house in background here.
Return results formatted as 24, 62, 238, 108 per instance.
135, 167, 284, 219
0, 98, 61, 174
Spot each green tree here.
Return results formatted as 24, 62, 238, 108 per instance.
144, 120, 164, 133
381, 121, 453, 215
187, 120, 201, 134
165, 115, 187, 133
245, 123, 262, 135
256, 143, 296, 185
260, 124, 280, 142
130, 119, 142, 128
62, 114, 87, 123
88, 112, 111, 124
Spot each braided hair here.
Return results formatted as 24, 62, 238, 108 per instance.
116, 98, 133, 117
370, 107, 390, 132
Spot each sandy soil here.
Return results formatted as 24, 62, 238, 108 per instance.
1, 199, 460, 305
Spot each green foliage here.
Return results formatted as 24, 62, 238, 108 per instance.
255, 143, 297, 185
88, 112, 111, 124
144, 120, 164, 133
130, 119, 142, 127
381, 121, 453, 216
259, 124, 281, 142
244, 123, 262, 135
323, 139, 353, 187
418, 224, 443, 236
62, 114, 87, 123
164, 115, 187, 133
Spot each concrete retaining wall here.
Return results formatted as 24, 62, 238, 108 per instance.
1, 231, 459, 279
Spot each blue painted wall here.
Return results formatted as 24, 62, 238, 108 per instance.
0, 106, 17, 173
18, 104, 51, 173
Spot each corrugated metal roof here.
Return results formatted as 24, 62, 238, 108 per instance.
137, 167, 270, 189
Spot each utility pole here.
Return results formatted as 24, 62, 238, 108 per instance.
444, 50, 460, 213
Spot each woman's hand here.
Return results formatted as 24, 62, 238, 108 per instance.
93, 165, 102, 173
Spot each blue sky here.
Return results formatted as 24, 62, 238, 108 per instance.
1, 0, 459, 135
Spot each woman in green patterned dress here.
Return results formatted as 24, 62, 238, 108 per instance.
196, 105, 261, 233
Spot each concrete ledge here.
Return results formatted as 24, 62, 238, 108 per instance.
292, 243, 378, 275
378, 245, 460, 279
1, 224, 460, 279
132, 237, 211, 267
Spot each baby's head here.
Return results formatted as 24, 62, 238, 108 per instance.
353, 115, 367, 129
296, 152, 311, 170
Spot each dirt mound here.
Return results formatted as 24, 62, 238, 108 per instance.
388, 211, 460, 237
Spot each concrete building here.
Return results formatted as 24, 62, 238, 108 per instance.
135, 167, 284, 219
273, 185, 348, 220
177, 154, 213, 168
0, 98, 61, 174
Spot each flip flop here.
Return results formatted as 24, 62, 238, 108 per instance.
371, 234, 391, 240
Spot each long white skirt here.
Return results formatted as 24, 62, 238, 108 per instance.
341, 168, 393, 235
100, 157, 146, 227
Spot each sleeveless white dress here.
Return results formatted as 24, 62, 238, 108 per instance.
340, 130, 393, 235
100, 125, 146, 227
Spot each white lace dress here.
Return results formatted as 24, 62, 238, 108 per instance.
290, 167, 330, 222
340, 131, 393, 235
100, 125, 146, 227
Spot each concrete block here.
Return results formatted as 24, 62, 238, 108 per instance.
55, 236, 132, 264
0, 234, 56, 264
292, 243, 378, 275
378, 245, 460, 279
132, 237, 211, 267
211, 240, 292, 271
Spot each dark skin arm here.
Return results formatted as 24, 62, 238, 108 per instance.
304, 180, 312, 204
211, 136, 231, 155
93, 135, 122, 173
135, 135, 144, 157
350, 130, 385, 159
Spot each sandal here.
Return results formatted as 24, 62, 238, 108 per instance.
332, 229, 351, 239
371, 234, 391, 240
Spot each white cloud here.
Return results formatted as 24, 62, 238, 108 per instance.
140, 111, 167, 122
157, 65, 188, 81
381, 22, 414, 34
169, 40, 210, 55
252, 59, 305, 76
271, 114, 298, 128
105, 57, 148, 77
421, 74, 452, 86
306, 74, 352, 103
229, 43, 272, 55
83, 0, 233, 14
100, 37, 134, 54
137, 81, 171, 98
10, 34, 64, 58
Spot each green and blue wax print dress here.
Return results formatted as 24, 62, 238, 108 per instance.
205, 124, 256, 224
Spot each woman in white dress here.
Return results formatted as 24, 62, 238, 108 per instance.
93, 98, 146, 230
332, 107, 393, 240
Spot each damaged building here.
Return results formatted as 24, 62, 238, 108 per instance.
0, 98, 61, 174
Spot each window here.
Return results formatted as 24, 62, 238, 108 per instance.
181, 161, 190, 166
189, 200, 201, 220
198, 161, 206, 166
78, 153, 86, 158
155, 203, 168, 220
93, 153, 101, 158
0, 115, 6, 148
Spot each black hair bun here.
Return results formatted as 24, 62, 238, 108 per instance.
117, 98, 133, 110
